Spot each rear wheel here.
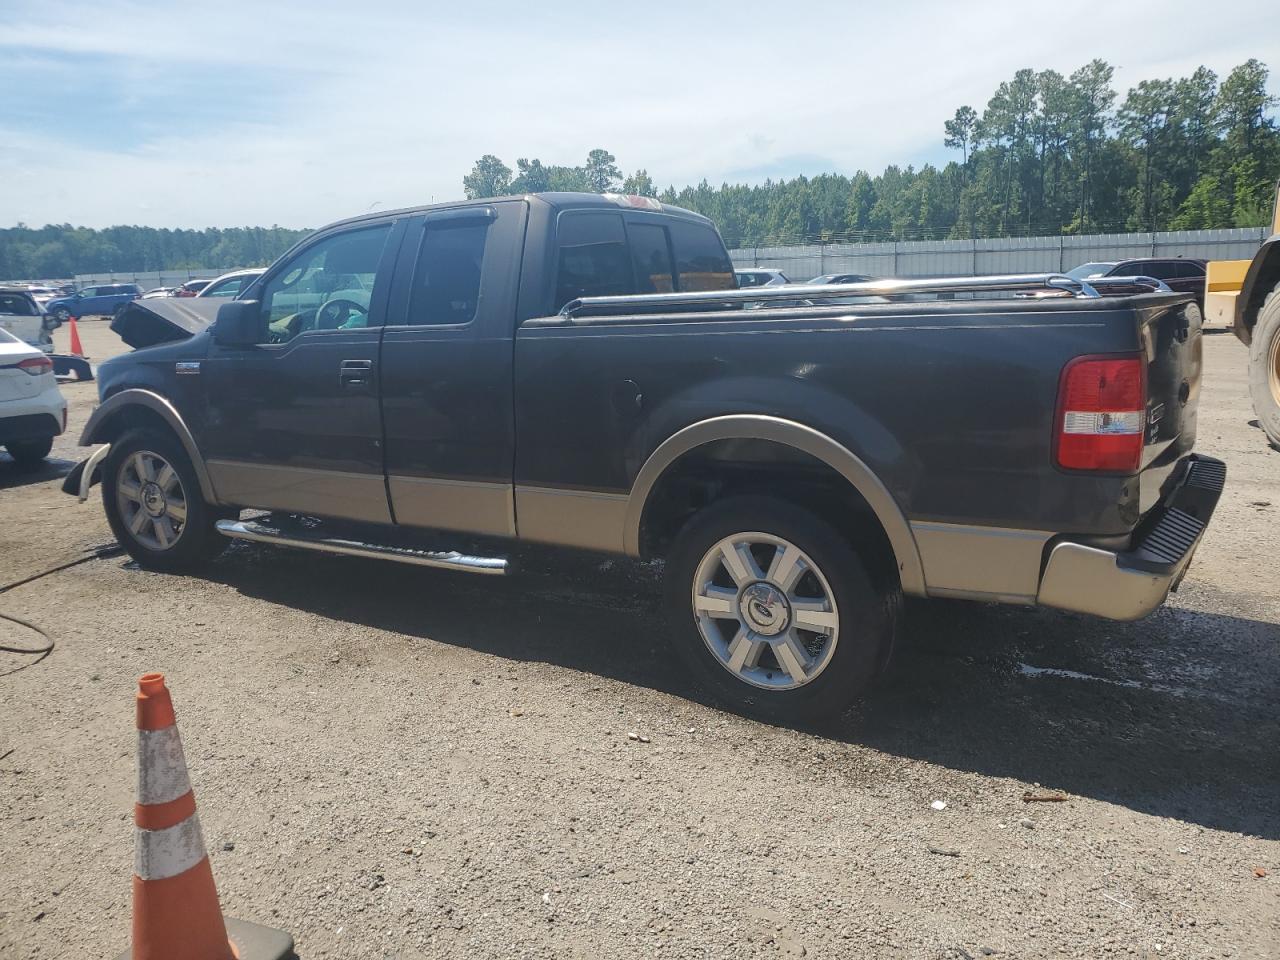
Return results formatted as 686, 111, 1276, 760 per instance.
5, 438, 53, 470
663, 495, 899, 724
102, 428, 227, 570
1248, 285, 1280, 450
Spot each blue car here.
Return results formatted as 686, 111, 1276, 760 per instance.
46, 283, 143, 321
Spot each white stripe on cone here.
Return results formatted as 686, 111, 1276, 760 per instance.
137, 726, 192, 806
135, 814, 208, 881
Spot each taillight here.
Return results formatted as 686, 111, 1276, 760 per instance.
1055, 355, 1145, 472
16, 356, 54, 377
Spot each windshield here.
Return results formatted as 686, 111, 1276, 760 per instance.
1066, 262, 1115, 280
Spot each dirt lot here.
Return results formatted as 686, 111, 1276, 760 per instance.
1, 321, 1277, 960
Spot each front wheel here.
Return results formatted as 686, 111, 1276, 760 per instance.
102, 429, 227, 571
53, 307, 71, 322
663, 495, 900, 724
1248, 286, 1280, 450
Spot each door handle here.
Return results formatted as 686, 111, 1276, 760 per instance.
339, 358, 373, 389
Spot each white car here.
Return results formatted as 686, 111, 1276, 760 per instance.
195, 268, 264, 299
0, 327, 67, 468
0, 287, 58, 353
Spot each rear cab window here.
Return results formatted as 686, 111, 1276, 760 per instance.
552, 209, 733, 311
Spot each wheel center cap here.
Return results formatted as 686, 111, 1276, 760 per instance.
739, 582, 790, 636
140, 482, 166, 517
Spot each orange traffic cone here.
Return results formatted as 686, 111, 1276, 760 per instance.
117, 674, 294, 960
67, 315, 85, 358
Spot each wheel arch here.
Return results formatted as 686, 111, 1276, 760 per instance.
623, 414, 925, 596
1237, 235, 1280, 345
80, 388, 218, 503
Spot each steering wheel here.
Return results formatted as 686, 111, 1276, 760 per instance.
315, 298, 368, 330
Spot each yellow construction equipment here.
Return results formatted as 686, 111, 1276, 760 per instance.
1209, 179, 1280, 449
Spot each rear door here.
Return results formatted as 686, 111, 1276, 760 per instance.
201, 218, 405, 523
380, 200, 527, 536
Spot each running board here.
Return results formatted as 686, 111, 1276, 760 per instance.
215, 518, 508, 575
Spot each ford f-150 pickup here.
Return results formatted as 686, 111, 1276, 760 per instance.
64, 192, 1225, 721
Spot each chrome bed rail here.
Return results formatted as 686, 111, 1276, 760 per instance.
559, 273, 1172, 319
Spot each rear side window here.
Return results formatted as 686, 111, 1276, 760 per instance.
1172, 261, 1205, 278
668, 220, 735, 292
405, 221, 489, 325
627, 222, 674, 294
0, 294, 36, 316
737, 272, 763, 287
555, 212, 632, 310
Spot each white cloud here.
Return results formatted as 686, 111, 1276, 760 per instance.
1, 0, 1276, 228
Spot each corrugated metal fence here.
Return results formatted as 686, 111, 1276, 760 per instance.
729, 227, 1268, 280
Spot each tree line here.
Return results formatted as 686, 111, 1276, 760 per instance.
0, 224, 311, 282
464, 58, 1278, 248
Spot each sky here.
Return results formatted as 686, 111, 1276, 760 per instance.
1, 0, 1276, 229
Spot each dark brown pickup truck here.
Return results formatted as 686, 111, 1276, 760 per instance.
66, 192, 1224, 721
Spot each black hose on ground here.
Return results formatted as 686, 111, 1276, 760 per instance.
0, 543, 125, 659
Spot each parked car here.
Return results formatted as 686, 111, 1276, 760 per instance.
0, 326, 66, 468
65, 192, 1223, 722
141, 287, 176, 299
807, 273, 878, 285
735, 269, 790, 288
1067, 258, 1207, 307
0, 288, 58, 353
196, 269, 265, 299
24, 285, 60, 308
46, 283, 143, 321
173, 279, 212, 298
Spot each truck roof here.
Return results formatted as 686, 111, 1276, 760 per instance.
321, 192, 714, 234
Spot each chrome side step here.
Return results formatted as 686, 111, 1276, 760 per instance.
215, 518, 508, 575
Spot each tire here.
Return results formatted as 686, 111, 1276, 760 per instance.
663, 495, 900, 724
54, 308, 71, 322
102, 428, 227, 571
5, 437, 53, 470
1248, 285, 1280, 451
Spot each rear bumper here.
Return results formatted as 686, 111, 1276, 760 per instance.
1037, 455, 1226, 620
0, 411, 63, 445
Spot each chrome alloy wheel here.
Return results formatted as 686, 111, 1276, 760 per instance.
116, 450, 187, 551
691, 532, 840, 690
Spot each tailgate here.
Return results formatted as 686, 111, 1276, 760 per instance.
1137, 296, 1203, 512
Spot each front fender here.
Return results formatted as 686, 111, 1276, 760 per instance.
80, 388, 218, 503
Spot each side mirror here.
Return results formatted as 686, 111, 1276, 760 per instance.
213, 299, 263, 347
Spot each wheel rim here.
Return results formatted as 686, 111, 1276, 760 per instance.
691, 532, 839, 691
1269, 324, 1280, 408
116, 450, 187, 551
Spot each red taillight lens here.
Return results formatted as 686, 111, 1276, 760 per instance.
1056, 356, 1145, 472
17, 356, 54, 377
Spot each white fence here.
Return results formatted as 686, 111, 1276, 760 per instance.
729, 227, 1269, 280
73, 268, 234, 290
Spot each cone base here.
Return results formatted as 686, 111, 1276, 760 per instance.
116, 917, 295, 960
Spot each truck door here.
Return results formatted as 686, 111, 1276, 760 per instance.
379, 201, 527, 537
199, 218, 405, 523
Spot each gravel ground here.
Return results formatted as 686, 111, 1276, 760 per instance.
1, 321, 1277, 960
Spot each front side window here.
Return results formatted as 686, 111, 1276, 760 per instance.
405, 221, 489, 326
554, 212, 632, 311
259, 224, 391, 343
668, 220, 735, 292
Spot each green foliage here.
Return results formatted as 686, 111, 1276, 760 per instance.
461, 59, 1277, 247
0, 224, 309, 282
